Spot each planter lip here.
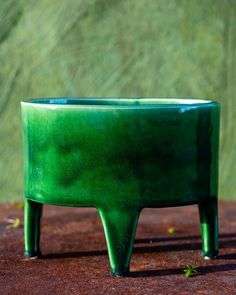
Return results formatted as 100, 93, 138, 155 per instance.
21, 97, 220, 109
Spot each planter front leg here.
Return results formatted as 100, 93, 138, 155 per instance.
99, 207, 140, 276
24, 199, 43, 258
198, 198, 218, 259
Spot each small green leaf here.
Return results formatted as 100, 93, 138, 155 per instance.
16, 203, 24, 210
167, 227, 175, 234
183, 265, 198, 278
6, 218, 21, 229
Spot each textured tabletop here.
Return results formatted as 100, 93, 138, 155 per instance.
0, 201, 236, 294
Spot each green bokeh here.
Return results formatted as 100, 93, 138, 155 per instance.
0, 0, 235, 202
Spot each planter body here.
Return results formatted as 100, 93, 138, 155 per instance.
21, 98, 220, 276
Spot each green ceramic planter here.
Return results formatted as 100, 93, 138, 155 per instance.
21, 98, 220, 276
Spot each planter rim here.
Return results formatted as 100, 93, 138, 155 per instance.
21, 97, 220, 109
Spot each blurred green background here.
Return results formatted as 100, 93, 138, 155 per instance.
0, 0, 235, 203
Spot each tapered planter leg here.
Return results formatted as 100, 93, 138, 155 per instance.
99, 207, 140, 276
24, 199, 43, 258
198, 198, 218, 259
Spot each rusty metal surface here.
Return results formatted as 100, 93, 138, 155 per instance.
0, 201, 236, 294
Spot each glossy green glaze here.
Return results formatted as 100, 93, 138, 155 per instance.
21, 98, 220, 275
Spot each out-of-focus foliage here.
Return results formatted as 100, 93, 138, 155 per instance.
0, 0, 235, 202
